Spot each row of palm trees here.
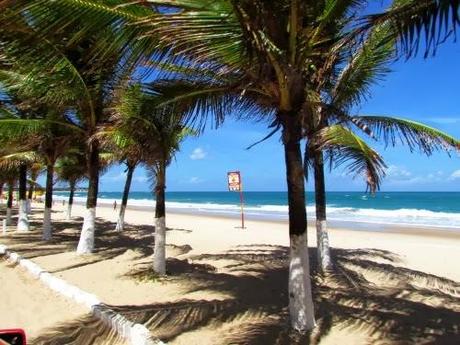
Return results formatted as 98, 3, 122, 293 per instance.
0, 0, 459, 334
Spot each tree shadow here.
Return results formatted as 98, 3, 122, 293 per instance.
113, 245, 460, 344
29, 313, 127, 345
0, 218, 157, 272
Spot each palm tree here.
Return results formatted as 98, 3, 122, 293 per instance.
0, 2, 153, 252
6, 180, 14, 225
27, 162, 43, 213
16, 163, 29, 231
110, 85, 193, 274
149, 113, 193, 275
2, 0, 459, 332
55, 150, 87, 220
140, 0, 460, 330
141, 1, 377, 330
0, 99, 78, 240
0, 165, 17, 225
302, 20, 460, 272
98, 85, 147, 232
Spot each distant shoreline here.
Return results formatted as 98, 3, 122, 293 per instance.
63, 198, 460, 236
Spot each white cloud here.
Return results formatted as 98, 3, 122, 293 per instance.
133, 175, 149, 183
449, 170, 460, 180
190, 147, 207, 160
386, 165, 412, 179
385, 165, 448, 185
189, 177, 203, 184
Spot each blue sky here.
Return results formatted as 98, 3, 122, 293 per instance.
99, 33, 460, 193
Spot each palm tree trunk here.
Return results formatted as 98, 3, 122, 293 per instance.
153, 162, 166, 275
115, 163, 135, 232
27, 181, 34, 199
281, 113, 316, 332
66, 180, 75, 220
6, 181, 13, 226
42, 163, 54, 241
27, 178, 34, 214
77, 141, 100, 254
313, 150, 331, 272
17, 164, 29, 232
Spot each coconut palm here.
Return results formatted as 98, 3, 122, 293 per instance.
16, 163, 28, 231
302, 19, 460, 272
0, 165, 17, 225
55, 150, 87, 220
0, 2, 154, 252
0, 96, 79, 239
5, 180, 14, 225
139, 1, 381, 330
109, 84, 194, 274
148, 120, 193, 276
2, 0, 459, 332
138, 0, 460, 330
0, 150, 40, 232
27, 163, 43, 213
98, 85, 149, 232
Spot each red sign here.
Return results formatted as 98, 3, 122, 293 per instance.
227, 171, 241, 192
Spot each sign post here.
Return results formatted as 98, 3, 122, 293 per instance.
227, 171, 245, 229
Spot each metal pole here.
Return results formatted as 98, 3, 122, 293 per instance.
239, 189, 245, 229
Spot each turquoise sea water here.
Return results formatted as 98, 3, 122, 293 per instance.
54, 191, 460, 229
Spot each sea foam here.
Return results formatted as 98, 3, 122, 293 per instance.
53, 194, 460, 229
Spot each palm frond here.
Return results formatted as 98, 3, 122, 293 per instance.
352, 115, 460, 155
316, 125, 387, 193
147, 79, 273, 133
0, 151, 42, 169
331, 22, 395, 110
137, 1, 245, 73
363, 0, 460, 58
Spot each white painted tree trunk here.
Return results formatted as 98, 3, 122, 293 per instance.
76, 208, 96, 254
316, 220, 331, 272
115, 205, 126, 232
66, 204, 72, 220
42, 207, 52, 241
6, 208, 12, 226
153, 216, 166, 275
17, 199, 30, 232
288, 232, 316, 332
26, 199, 31, 214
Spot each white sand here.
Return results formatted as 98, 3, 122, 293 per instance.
0, 258, 87, 338
1, 201, 459, 344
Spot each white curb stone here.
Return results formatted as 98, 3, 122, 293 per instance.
0, 244, 165, 345
19, 259, 44, 278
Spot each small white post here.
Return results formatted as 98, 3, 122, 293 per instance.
2, 219, 6, 235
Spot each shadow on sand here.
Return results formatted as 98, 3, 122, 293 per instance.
2, 208, 459, 344
112, 246, 460, 345
29, 314, 127, 345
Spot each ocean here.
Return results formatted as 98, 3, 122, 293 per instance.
53, 191, 460, 230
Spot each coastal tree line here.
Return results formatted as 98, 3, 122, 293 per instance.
0, 0, 459, 333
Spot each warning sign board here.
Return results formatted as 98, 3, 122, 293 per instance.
227, 171, 241, 192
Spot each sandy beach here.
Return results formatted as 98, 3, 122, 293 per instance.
1, 201, 459, 344
0, 257, 127, 345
